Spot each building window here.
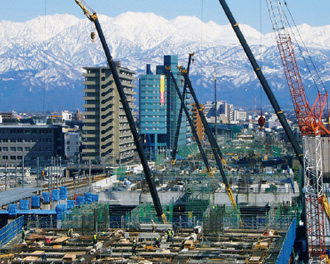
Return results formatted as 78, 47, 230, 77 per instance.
3, 156, 8, 160
17, 147, 23, 151
10, 156, 16, 160
3, 147, 8, 151
10, 147, 16, 151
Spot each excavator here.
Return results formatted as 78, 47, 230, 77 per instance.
74, 0, 166, 224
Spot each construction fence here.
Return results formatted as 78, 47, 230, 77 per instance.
0, 216, 23, 248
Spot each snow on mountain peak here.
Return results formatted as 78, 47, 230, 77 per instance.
0, 12, 329, 111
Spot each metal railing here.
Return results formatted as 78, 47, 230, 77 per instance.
0, 216, 23, 248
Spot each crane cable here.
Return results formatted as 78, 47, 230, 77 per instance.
259, 0, 263, 118
42, 0, 48, 114
199, 0, 221, 90
282, 0, 327, 94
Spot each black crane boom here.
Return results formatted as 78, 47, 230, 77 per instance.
74, 0, 166, 223
218, 0, 304, 167
179, 71, 238, 214
166, 67, 212, 175
171, 53, 194, 165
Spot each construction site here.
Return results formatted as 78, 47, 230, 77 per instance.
0, 0, 329, 263
0, 189, 297, 263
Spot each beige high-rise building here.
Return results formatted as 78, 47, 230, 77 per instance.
82, 64, 136, 165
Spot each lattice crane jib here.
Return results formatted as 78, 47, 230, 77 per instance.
266, 0, 329, 260
267, 0, 329, 137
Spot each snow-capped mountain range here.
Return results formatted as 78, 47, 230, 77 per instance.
0, 12, 329, 111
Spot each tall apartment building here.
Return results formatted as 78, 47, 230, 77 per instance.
139, 55, 192, 158
82, 64, 136, 165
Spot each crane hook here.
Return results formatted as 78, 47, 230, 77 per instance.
258, 112, 265, 131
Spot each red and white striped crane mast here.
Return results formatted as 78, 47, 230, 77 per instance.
266, 0, 330, 261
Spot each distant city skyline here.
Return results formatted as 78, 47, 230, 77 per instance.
3, 0, 329, 33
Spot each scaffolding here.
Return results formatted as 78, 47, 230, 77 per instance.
155, 153, 165, 167
61, 202, 110, 233
177, 144, 198, 158
126, 203, 173, 228
203, 204, 299, 233
25, 214, 56, 230
115, 167, 126, 180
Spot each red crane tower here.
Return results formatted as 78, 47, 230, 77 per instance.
266, 0, 330, 261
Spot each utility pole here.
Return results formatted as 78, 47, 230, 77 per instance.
102, 157, 105, 174
5, 162, 7, 191
50, 157, 53, 192
88, 159, 92, 192
214, 67, 217, 142
59, 157, 62, 187
37, 157, 40, 188
15, 163, 18, 187
56, 156, 58, 189
22, 158, 25, 189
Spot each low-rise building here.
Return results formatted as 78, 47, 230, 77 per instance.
0, 124, 64, 166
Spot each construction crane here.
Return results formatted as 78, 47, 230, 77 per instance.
217, 0, 304, 167
171, 52, 195, 166
172, 67, 239, 216
74, 0, 166, 224
266, 0, 330, 260
165, 63, 213, 177
218, 0, 307, 243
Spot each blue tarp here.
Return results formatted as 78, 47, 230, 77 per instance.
85, 192, 92, 204
7, 204, 18, 216
52, 189, 59, 201
19, 200, 29, 210
92, 194, 99, 202
55, 204, 66, 220
0, 209, 56, 215
31, 196, 40, 208
76, 196, 85, 207
67, 200, 75, 210
60, 187, 68, 200
18, 210, 56, 215
42, 192, 50, 204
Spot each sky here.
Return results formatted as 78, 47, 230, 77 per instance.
2, 0, 329, 33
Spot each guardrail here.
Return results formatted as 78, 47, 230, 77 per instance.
0, 216, 24, 248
